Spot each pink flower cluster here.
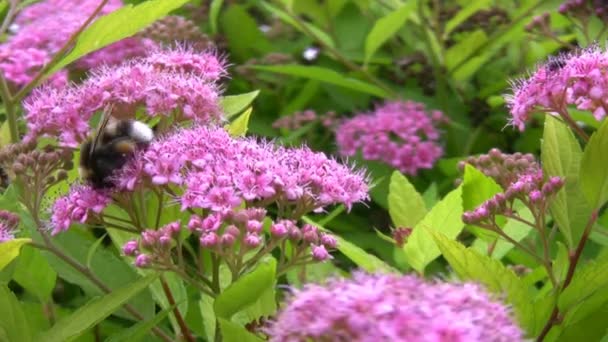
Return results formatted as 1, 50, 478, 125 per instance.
335, 100, 446, 175
507, 46, 608, 130
268, 272, 523, 341
0, 0, 154, 87
115, 125, 369, 213
0, 210, 20, 242
49, 126, 368, 234
24, 47, 226, 147
462, 171, 564, 225
123, 208, 338, 268
50, 185, 111, 235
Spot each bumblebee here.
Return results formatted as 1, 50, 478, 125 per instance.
79, 111, 154, 188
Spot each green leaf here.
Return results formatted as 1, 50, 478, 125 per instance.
40, 273, 158, 342
199, 295, 217, 342
388, 171, 427, 228
461, 164, 504, 237
445, 30, 488, 71
553, 242, 569, 286
364, 1, 416, 64
227, 107, 252, 137
580, 118, 608, 208
302, 217, 396, 273
86, 233, 107, 269
220, 5, 273, 61
214, 257, 276, 319
209, 0, 224, 34
49, 0, 189, 73
0, 285, 32, 342
259, 2, 335, 49
559, 252, 608, 312
106, 305, 174, 342
13, 246, 57, 302
250, 64, 390, 98
431, 232, 538, 334
0, 238, 31, 271
443, 0, 490, 37
221, 90, 260, 118
217, 317, 264, 342
402, 186, 464, 273
21, 211, 154, 321
542, 115, 590, 247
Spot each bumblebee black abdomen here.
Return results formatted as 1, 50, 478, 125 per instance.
79, 119, 154, 189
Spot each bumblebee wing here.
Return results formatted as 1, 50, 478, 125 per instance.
89, 108, 112, 158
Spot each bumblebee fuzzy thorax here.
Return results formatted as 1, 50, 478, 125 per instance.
79, 119, 154, 189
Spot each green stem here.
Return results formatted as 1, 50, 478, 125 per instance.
0, 71, 18, 143
536, 209, 599, 341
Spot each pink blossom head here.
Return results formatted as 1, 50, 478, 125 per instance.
24, 46, 226, 147
336, 100, 446, 175
268, 272, 524, 341
115, 125, 368, 213
0, 0, 127, 87
49, 185, 111, 234
506, 45, 608, 130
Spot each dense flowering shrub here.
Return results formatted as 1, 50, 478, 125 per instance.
268, 272, 524, 341
336, 100, 447, 175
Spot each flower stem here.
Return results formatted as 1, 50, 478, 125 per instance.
0, 72, 18, 143
159, 275, 195, 342
536, 209, 599, 341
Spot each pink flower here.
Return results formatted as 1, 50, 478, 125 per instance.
24, 46, 226, 147
50, 185, 111, 234
114, 125, 369, 213
268, 272, 524, 341
507, 46, 608, 130
336, 100, 446, 175
0, 0, 126, 87
0, 210, 20, 242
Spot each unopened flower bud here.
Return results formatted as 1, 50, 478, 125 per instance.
529, 190, 543, 203
134, 254, 151, 267
311, 245, 331, 261
247, 220, 263, 233
123, 240, 139, 255
320, 234, 338, 249
200, 232, 219, 248
244, 233, 262, 248
225, 225, 240, 237
270, 222, 288, 238
221, 233, 236, 246
159, 234, 172, 246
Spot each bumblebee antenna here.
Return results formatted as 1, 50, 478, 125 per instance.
89, 105, 113, 158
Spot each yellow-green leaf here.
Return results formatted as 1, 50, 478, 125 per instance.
0, 238, 31, 271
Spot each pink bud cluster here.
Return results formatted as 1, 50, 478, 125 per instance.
24, 46, 226, 147
559, 0, 608, 21
187, 208, 337, 261
272, 110, 338, 130
115, 125, 369, 213
335, 100, 447, 175
0, 210, 20, 242
507, 46, 608, 130
121, 208, 338, 269
122, 221, 181, 268
0, 0, 155, 87
50, 185, 111, 235
462, 171, 564, 225
268, 272, 524, 341
457, 149, 539, 189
